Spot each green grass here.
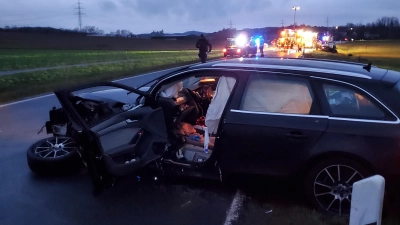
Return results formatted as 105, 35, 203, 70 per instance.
0, 51, 222, 103
304, 40, 400, 71
0, 50, 205, 71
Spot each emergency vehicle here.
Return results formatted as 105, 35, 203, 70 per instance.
276, 29, 318, 52
222, 37, 246, 57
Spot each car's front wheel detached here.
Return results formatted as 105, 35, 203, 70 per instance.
27, 136, 82, 175
304, 158, 371, 216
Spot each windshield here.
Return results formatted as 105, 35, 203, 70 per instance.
227, 41, 236, 46
138, 79, 158, 89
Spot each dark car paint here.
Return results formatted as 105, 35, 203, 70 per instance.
192, 58, 392, 82
154, 64, 400, 180
210, 62, 400, 180
53, 58, 400, 188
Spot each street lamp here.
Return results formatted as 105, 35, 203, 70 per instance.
292, 6, 300, 30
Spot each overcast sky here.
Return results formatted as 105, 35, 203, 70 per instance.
1, 0, 399, 33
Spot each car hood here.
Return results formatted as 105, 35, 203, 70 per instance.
77, 86, 150, 104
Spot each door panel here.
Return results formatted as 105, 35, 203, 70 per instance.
91, 106, 167, 176
220, 110, 328, 176
217, 73, 328, 177
54, 82, 168, 177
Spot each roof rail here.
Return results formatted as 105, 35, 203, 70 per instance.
298, 57, 376, 67
212, 62, 372, 79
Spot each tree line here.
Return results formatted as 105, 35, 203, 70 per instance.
344, 16, 400, 39
1, 16, 399, 40
207, 16, 400, 41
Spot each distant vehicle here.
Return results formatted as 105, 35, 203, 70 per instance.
246, 35, 265, 57
277, 29, 317, 52
27, 58, 400, 216
223, 38, 246, 57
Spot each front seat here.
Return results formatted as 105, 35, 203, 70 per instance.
185, 134, 216, 150
184, 76, 236, 149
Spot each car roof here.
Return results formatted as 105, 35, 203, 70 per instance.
190, 57, 400, 85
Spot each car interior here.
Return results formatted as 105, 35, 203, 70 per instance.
62, 75, 236, 174
155, 75, 236, 164
323, 84, 386, 119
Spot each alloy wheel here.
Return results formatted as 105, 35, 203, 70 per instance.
34, 137, 77, 158
313, 164, 364, 215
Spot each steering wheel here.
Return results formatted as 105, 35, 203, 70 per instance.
186, 88, 202, 103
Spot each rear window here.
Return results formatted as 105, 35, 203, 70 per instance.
323, 84, 387, 120
240, 74, 314, 115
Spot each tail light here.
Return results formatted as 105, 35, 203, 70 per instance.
237, 49, 241, 53
223, 48, 227, 52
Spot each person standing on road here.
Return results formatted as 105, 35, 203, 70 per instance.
196, 34, 212, 63
258, 35, 265, 57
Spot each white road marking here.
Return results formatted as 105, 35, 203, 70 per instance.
223, 190, 245, 225
0, 94, 55, 108
181, 201, 192, 207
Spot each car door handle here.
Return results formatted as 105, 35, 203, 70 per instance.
284, 131, 308, 139
126, 119, 138, 123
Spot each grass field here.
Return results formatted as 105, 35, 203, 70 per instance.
0, 50, 207, 71
0, 50, 222, 103
304, 40, 400, 71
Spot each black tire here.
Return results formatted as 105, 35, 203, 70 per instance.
223, 54, 227, 57
304, 157, 371, 216
27, 136, 82, 176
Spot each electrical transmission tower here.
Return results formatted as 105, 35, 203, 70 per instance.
229, 20, 234, 29
327, 17, 329, 28
281, 20, 284, 28
75, 0, 85, 30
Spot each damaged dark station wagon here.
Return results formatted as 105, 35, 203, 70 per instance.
27, 58, 400, 215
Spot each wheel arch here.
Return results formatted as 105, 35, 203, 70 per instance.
299, 151, 376, 179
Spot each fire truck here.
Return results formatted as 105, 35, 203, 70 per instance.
275, 29, 318, 52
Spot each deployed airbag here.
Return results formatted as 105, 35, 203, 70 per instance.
205, 76, 236, 134
159, 81, 183, 98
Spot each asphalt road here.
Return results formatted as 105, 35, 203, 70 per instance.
0, 66, 239, 225
0, 50, 302, 225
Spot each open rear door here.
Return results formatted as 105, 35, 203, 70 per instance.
54, 82, 168, 181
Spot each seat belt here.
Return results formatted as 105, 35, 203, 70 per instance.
193, 125, 210, 153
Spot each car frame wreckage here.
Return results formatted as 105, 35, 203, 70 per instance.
28, 57, 400, 215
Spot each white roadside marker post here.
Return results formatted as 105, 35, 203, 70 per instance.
350, 175, 385, 225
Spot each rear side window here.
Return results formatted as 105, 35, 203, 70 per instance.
240, 74, 314, 114
323, 84, 386, 119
